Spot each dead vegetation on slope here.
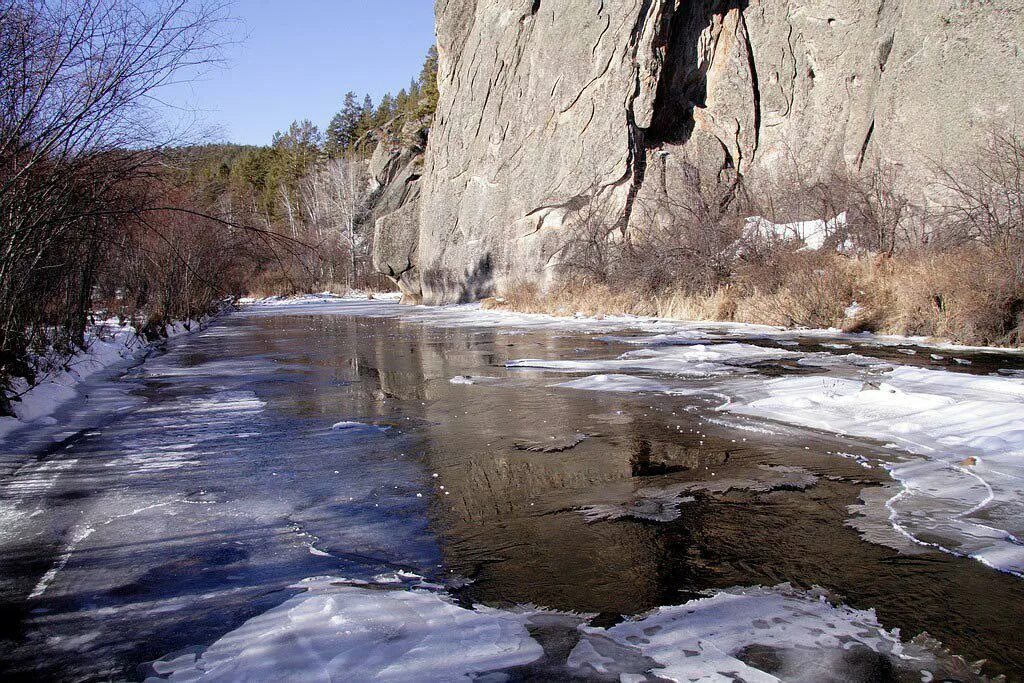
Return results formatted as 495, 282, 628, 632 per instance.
489, 133, 1024, 347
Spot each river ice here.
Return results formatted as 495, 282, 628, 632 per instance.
4, 295, 1022, 680
726, 369, 1024, 576
145, 577, 972, 683
487, 305, 1024, 579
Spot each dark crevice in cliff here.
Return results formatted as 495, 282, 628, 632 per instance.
857, 119, 875, 170
646, 0, 750, 148
739, 12, 760, 162
614, 0, 666, 233
619, 116, 648, 234
615, 0, 753, 231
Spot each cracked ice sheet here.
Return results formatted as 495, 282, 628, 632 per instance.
725, 367, 1024, 577
147, 580, 970, 683
578, 466, 818, 523
507, 343, 802, 378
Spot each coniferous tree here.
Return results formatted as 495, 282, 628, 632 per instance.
407, 79, 421, 116
326, 91, 361, 157
375, 93, 395, 127
416, 46, 439, 118
394, 88, 409, 117
350, 94, 376, 156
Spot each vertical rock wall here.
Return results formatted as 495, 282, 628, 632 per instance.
374, 0, 1024, 304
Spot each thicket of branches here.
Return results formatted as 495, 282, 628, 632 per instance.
0, 0, 441, 414
0, 0, 279, 413
542, 132, 1024, 346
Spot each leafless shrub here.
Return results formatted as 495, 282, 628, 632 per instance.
0, 0, 231, 411
937, 131, 1024, 285
558, 163, 747, 298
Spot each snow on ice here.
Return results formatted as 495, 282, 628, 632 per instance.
146, 578, 971, 682
725, 368, 1024, 576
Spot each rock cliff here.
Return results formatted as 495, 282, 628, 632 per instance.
375, 0, 1024, 304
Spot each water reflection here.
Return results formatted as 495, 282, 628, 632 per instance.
1, 311, 1023, 680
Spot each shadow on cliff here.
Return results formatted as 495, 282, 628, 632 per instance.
422, 252, 494, 304
648, 0, 751, 150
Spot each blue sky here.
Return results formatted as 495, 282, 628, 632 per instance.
161, 1, 436, 146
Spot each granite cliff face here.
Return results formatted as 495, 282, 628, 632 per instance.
374, 0, 1024, 304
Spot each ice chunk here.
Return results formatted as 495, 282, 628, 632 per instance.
508, 343, 800, 378
331, 421, 384, 431
145, 578, 543, 682
555, 374, 685, 394
569, 584, 971, 682
579, 466, 818, 523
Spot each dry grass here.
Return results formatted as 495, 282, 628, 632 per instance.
489, 248, 1024, 347
245, 271, 351, 300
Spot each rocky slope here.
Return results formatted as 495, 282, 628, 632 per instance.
374, 0, 1024, 304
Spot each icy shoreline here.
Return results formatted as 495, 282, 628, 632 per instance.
1, 316, 213, 445
241, 293, 1024, 355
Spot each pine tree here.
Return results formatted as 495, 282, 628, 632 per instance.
394, 88, 409, 117
375, 93, 395, 127
349, 94, 376, 156
325, 91, 361, 158
416, 45, 439, 118
407, 78, 421, 115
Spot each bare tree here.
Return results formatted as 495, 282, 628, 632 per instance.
0, 0, 230, 410
299, 157, 369, 288
938, 131, 1024, 285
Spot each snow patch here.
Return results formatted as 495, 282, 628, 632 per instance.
743, 213, 848, 252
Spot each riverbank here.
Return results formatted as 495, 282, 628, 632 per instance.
0, 315, 215, 445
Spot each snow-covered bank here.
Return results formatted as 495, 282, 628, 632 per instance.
237, 291, 402, 307
1, 316, 211, 444
146, 577, 976, 682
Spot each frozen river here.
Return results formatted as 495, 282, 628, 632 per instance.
2, 298, 1023, 681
